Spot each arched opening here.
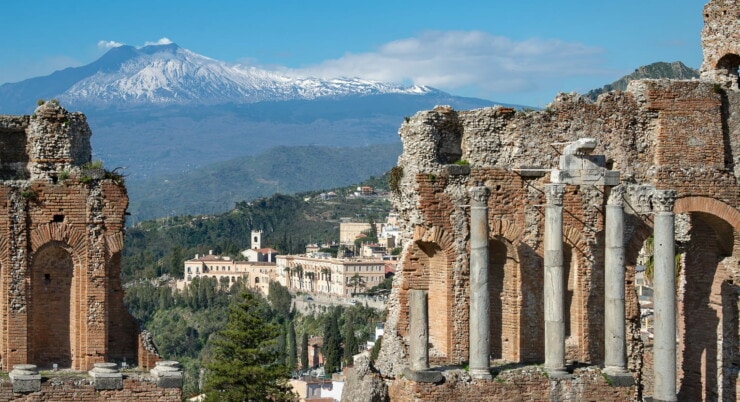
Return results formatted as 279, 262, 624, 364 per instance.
678, 212, 740, 401
403, 237, 453, 362
563, 245, 581, 361
488, 238, 520, 362
716, 53, 740, 83
30, 243, 76, 368
422, 242, 450, 359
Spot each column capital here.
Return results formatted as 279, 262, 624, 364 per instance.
468, 186, 489, 207
652, 189, 677, 213
545, 183, 565, 206
607, 185, 625, 206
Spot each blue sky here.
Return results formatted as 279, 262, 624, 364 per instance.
0, 0, 704, 107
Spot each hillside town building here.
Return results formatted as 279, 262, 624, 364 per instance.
347, 1, 740, 401
276, 254, 387, 296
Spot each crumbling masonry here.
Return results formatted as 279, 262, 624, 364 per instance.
372, 1, 740, 401
0, 101, 159, 372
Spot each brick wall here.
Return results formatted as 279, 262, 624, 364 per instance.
388, 367, 634, 401
0, 375, 181, 401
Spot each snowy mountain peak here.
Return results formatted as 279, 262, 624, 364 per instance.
26, 43, 440, 108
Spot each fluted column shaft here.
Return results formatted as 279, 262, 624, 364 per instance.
544, 183, 566, 374
468, 185, 491, 379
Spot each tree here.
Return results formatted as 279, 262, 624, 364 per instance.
268, 281, 292, 319
322, 309, 343, 375
300, 332, 309, 370
286, 320, 297, 370
203, 292, 295, 401
348, 273, 365, 295
320, 267, 331, 294
343, 318, 359, 366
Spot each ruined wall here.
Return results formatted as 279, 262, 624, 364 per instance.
0, 375, 181, 401
700, 0, 740, 88
0, 102, 159, 371
378, 41, 740, 402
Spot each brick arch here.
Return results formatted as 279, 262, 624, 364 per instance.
105, 232, 125, 255
30, 223, 87, 260
490, 218, 524, 242
675, 196, 740, 232
489, 218, 524, 362
28, 223, 88, 370
401, 225, 458, 363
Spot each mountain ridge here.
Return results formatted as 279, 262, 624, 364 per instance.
585, 61, 699, 101
0, 42, 443, 113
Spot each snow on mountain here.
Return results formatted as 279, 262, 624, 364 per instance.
48, 43, 438, 107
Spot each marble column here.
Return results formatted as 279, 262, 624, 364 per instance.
409, 289, 430, 371
468, 185, 491, 379
544, 183, 567, 375
652, 189, 677, 402
604, 185, 629, 375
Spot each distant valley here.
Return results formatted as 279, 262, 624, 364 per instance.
0, 42, 698, 222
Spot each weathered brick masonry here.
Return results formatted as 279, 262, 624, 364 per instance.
371, 1, 740, 400
0, 101, 160, 372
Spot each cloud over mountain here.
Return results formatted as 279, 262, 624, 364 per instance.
290, 30, 609, 96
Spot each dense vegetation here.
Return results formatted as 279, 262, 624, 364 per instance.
121, 175, 392, 282
122, 175, 392, 397
125, 278, 384, 397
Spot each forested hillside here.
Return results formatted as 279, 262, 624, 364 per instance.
122, 175, 391, 282
126, 143, 402, 223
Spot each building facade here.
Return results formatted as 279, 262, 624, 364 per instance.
276, 254, 386, 296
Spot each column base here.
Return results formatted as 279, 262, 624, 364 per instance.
403, 367, 444, 383
602, 367, 634, 387
545, 366, 571, 379
469, 368, 492, 380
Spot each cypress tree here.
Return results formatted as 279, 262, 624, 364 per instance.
322, 311, 342, 375
300, 332, 309, 370
286, 320, 297, 370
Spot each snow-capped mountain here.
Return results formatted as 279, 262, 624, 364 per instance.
0, 42, 438, 111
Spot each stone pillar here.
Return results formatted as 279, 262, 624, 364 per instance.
652, 190, 677, 402
409, 289, 430, 371
9, 364, 41, 393
468, 185, 492, 379
604, 186, 629, 376
89, 362, 123, 390
404, 290, 443, 383
151, 360, 184, 389
544, 183, 567, 376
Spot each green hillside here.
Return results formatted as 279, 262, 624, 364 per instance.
126, 143, 401, 223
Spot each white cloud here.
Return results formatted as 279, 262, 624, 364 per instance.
144, 37, 174, 46
290, 31, 611, 98
98, 40, 124, 49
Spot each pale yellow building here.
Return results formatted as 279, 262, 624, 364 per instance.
276, 254, 386, 296
178, 251, 276, 296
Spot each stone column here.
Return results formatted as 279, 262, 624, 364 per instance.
652, 190, 677, 402
469, 185, 491, 379
544, 183, 567, 376
409, 289, 430, 371
604, 185, 629, 376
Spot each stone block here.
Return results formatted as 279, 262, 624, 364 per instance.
89, 362, 123, 390
9, 364, 41, 393
151, 360, 184, 389
403, 367, 444, 384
